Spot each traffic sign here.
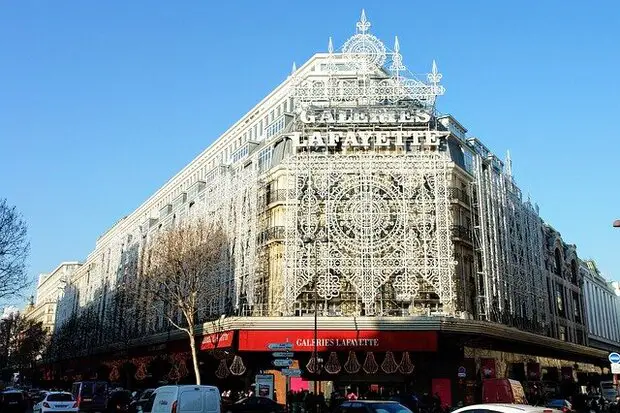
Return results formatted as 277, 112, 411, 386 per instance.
267, 342, 293, 351
282, 368, 302, 377
612, 364, 620, 375
609, 352, 620, 364
457, 366, 466, 378
272, 351, 294, 358
272, 359, 294, 367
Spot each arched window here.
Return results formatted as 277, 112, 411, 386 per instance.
554, 248, 562, 276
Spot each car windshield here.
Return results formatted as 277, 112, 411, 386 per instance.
81, 384, 93, 398
48, 394, 74, 402
369, 403, 412, 413
2, 393, 23, 402
111, 391, 132, 403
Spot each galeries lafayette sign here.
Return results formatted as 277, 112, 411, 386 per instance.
200, 330, 235, 351
291, 130, 448, 149
237, 330, 437, 352
299, 108, 432, 125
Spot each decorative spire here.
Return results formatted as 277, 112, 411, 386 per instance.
428, 60, 442, 85
505, 150, 513, 177
328, 36, 334, 54
291, 61, 297, 74
389, 36, 406, 77
356, 9, 371, 34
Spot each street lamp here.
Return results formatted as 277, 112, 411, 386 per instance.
613, 220, 620, 228
302, 234, 326, 394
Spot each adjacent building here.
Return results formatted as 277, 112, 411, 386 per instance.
27, 262, 81, 333
41, 10, 616, 403
582, 260, 620, 352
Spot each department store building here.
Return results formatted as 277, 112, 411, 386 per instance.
45, 11, 611, 405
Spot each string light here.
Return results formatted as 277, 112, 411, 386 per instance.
344, 351, 361, 374
229, 355, 246, 376
324, 352, 341, 374
381, 351, 398, 374
362, 352, 378, 374
215, 359, 230, 379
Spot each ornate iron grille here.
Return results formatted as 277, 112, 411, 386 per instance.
283, 151, 456, 316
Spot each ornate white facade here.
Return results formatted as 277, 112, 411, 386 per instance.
49, 11, 591, 347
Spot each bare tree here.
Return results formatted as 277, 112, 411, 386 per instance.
139, 219, 226, 385
0, 199, 30, 302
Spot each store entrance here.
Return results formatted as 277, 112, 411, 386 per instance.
332, 374, 410, 400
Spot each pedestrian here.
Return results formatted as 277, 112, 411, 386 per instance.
346, 389, 358, 401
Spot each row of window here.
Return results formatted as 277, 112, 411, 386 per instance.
585, 279, 620, 342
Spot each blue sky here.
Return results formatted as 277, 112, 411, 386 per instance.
1, 1, 618, 306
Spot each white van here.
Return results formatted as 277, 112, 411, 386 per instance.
150, 386, 221, 413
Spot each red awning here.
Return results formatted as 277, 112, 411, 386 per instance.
200, 330, 235, 351
237, 330, 437, 352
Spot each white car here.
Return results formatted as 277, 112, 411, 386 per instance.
453, 404, 563, 413
33, 392, 78, 413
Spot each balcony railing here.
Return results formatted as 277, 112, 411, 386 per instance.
257, 189, 294, 209
451, 225, 473, 243
256, 226, 285, 245
448, 187, 470, 205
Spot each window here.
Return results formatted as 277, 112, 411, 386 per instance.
258, 147, 273, 173
556, 284, 565, 317
179, 389, 202, 412
2, 393, 24, 402
554, 248, 562, 276
340, 405, 367, 413
47, 393, 74, 402
366, 403, 413, 413
573, 292, 581, 323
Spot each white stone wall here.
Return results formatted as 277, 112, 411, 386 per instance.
34, 262, 81, 332
582, 260, 620, 346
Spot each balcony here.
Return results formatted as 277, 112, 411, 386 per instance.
448, 187, 470, 205
257, 226, 285, 245
257, 189, 293, 209
451, 225, 473, 243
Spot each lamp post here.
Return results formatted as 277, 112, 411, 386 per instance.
302, 234, 326, 395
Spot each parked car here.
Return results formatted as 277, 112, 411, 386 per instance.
71, 381, 109, 413
151, 385, 220, 413
131, 389, 156, 413
0, 390, 29, 413
546, 399, 573, 413
108, 389, 133, 413
338, 401, 412, 413
33, 392, 78, 413
223, 396, 285, 413
453, 404, 563, 413
482, 379, 529, 404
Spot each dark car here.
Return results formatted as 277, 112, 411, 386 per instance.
72, 381, 109, 413
131, 389, 156, 413
223, 396, 285, 413
338, 401, 413, 413
1, 390, 29, 413
107, 390, 132, 413
546, 399, 573, 413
